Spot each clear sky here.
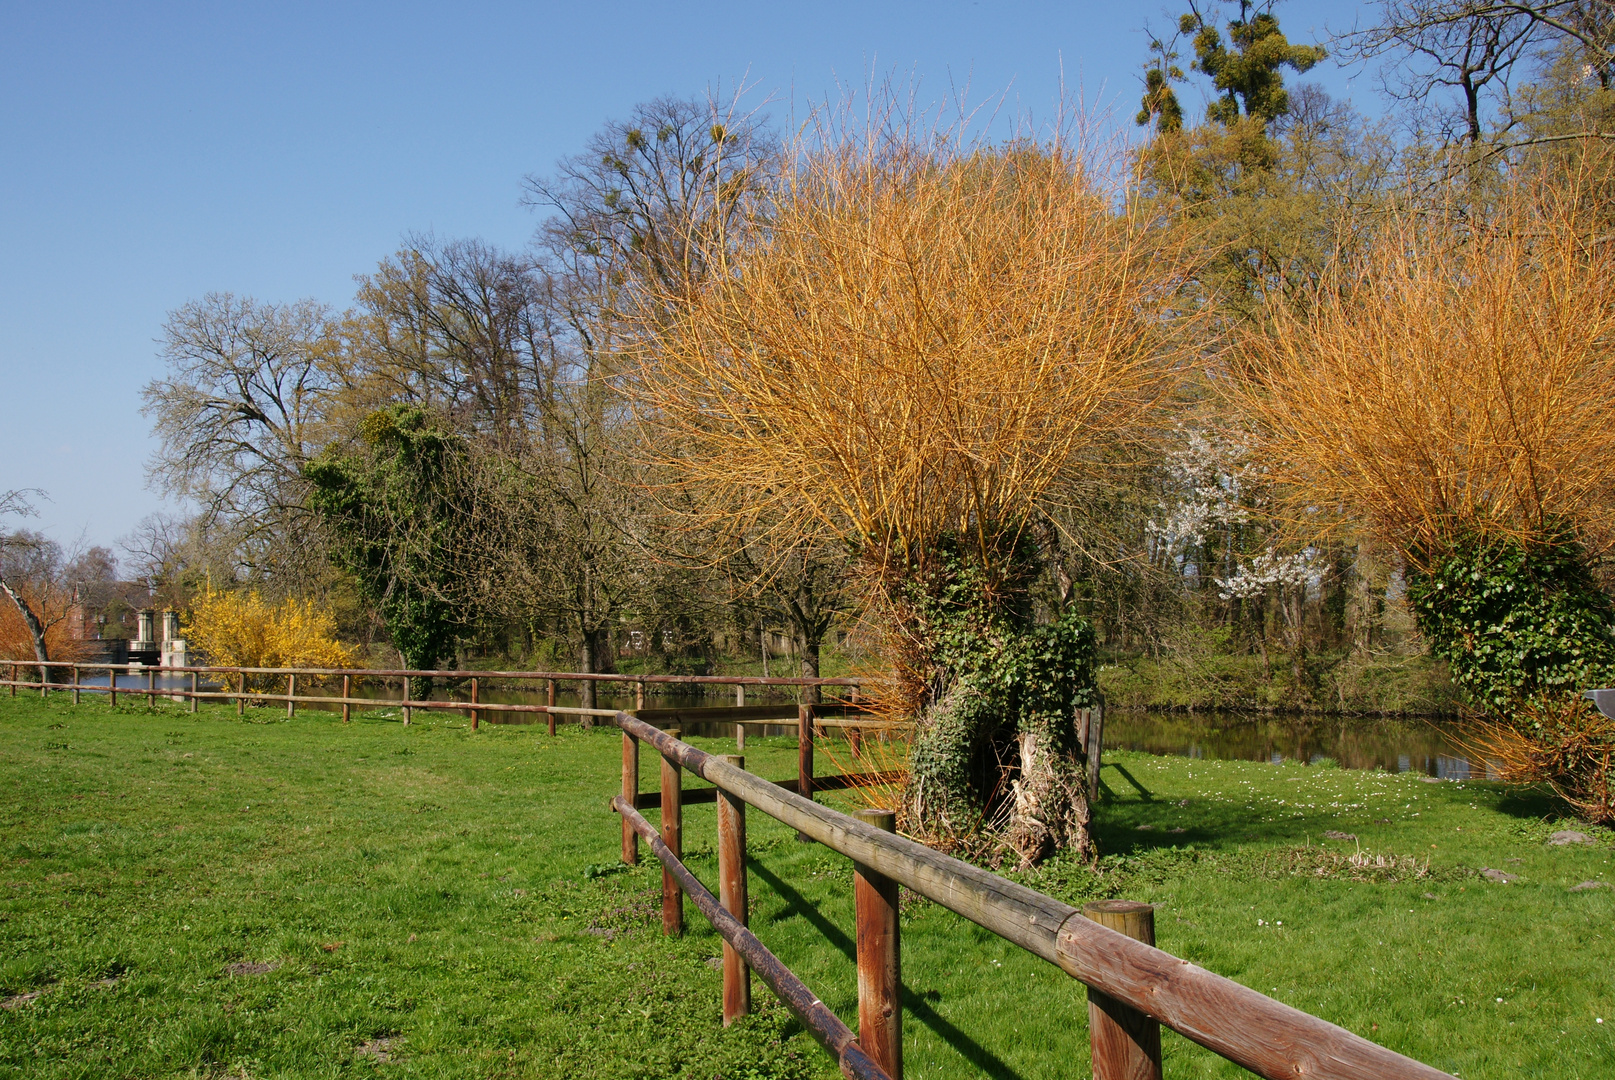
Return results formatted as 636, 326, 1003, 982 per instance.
0, 0, 1373, 555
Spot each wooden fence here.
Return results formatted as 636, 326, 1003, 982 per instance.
612, 713, 1457, 1080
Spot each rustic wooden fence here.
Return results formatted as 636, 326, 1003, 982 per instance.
0, 660, 865, 734
612, 713, 1457, 1080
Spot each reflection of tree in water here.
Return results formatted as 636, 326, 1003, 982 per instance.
1103, 710, 1469, 774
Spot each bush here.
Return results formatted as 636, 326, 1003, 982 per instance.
183, 588, 357, 689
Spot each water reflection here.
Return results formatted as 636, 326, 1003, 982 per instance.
1103, 710, 1491, 777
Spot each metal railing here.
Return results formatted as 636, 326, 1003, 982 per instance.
612, 712, 1456, 1080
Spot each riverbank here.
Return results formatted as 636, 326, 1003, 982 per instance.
1, 693, 1610, 1077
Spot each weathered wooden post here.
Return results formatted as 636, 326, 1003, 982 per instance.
236, 671, 245, 716
735, 683, 745, 708
401, 674, 411, 725
41, 662, 49, 699
621, 730, 639, 865
71, 665, 80, 706
635, 679, 646, 712
1083, 706, 1105, 799
718, 753, 750, 1025
146, 666, 155, 706
735, 719, 746, 752
470, 676, 480, 731
287, 673, 296, 719
796, 704, 815, 843
1083, 900, 1162, 1080
341, 674, 351, 724
189, 671, 198, 713
661, 728, 684, 936
854, 808, 902, 1079
547, 679, 557, 737
7, 660, 14, 697
109, 667, 117, 707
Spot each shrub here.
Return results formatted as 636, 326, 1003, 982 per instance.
183, 588, 356, 689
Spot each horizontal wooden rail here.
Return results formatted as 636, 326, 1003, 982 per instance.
632, 769, 906, 810
612, 713, 1453, 1080
615, 796, 892, 1080
0, 661, 861, 687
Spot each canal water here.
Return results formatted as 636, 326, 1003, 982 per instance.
55, 673, 1484, 778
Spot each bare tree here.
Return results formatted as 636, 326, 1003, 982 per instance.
0, 490, 82, 682
142, 293, 338, 591
1349, 1, 1614, 148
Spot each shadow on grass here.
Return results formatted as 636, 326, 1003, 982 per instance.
748, 860, 1028, 1080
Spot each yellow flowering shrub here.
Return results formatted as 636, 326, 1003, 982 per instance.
183, 588, 357, 687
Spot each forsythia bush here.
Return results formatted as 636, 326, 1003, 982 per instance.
183, 588, 357, 687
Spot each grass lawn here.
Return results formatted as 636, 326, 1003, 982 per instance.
1, 692, 1613, 1079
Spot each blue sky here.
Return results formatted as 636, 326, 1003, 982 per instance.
0, 0, 1374, 555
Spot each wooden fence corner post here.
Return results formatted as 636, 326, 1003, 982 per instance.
470, 676, 480, 731
661, 728, 684, 936
1083, 900, 1162, 1080
342, 674, 351, 724
796, 704, 815, 842
621, 731, 640, 865
854, 808, 902, 1080
547, 679, 557, 737
718, 753, 751, 1025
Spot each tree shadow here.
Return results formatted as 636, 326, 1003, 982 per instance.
748, 859, 1029, 1080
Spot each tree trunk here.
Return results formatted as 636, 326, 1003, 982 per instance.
579, 625, 613, 718
799, 634, 822, 704
0, 577, 50, 684
1005, 726, 1093, 868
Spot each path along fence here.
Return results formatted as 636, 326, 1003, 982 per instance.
2, 660, 1455, 1078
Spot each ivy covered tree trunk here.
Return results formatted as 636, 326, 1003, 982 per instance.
895, 534, 1101, 866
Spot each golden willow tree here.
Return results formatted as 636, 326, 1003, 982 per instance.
1229, 164, 1615, 817
631, 109, 1197, 863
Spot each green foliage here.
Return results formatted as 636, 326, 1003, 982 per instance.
1406, 530, 1615, 713
306, 406, 468, 696
1181, 5, 1326, 127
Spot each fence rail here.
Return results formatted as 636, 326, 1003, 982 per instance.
612, 712, 1456, 1080
0, 660, 865, 732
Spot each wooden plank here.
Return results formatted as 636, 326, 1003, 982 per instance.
634, 703, 871, 725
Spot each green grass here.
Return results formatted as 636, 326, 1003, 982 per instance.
1, 692, 1612, 1078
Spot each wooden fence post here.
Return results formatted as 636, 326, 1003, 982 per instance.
854, 808, 902, 1079
237, 671, 245, 716
401, 675, 411, 725
718, 753, 751, 1025
796, 704, 815, 842
470, 677, 480, 731
735, 719, 746, 752
7, 660, 14, 697
1085, 706, 1105, 799
71, 665, 80, 706
1083, 900, 1162, 1080
109, 667, 117, 707
547, 679, 557, 737
146, 667, 155, 707
41, 662, 49, 699
622, 731, 639, 865
636, 679, 645, 712
342, 674, 351, 724
287, 673, 296, 719
661, 728, 684, 936
735, 683, 745, 708
189, 671, 197, 713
